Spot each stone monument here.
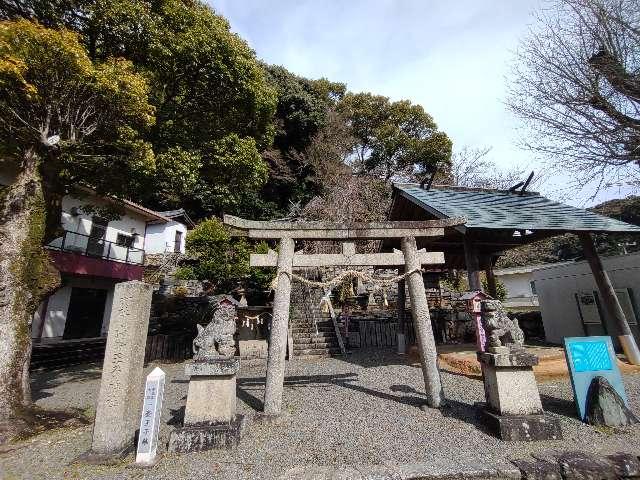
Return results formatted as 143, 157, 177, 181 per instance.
81, 281, 153, 462
476, 299, 561, 441
168, 303, 246, 452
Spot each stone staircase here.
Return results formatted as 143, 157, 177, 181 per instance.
290, 283, 342, 358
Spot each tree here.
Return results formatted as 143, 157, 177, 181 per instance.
300, 111, 391, 253
177, 218, 272, 296
507, 0, 640, 191
253, 66, 347, 218
446, 146, 542, 190
337, 92, 452, 181
88, 0, 277, 218
3, 0, 279, 219
481, 275, 508, 301
0, 20, 154, 435
265, 65, 345, 153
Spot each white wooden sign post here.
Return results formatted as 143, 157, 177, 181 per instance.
135, 367, 165, 466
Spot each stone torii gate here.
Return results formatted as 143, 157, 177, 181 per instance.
224, 215, 464, 416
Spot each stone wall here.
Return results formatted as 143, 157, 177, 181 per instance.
156, 279, 205, 297
147, 283, 272, 361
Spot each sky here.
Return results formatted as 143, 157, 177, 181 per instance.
211, 0, 632, 206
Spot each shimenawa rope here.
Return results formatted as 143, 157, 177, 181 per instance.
269, 268, 423, 290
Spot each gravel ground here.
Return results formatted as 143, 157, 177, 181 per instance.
2, 349, 640, 479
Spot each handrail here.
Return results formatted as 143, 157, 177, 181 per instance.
46, 230, 145, 265
323, 287, 346, 355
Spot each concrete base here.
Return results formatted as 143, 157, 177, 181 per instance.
477, 404, 562, 441
184, 357, 240, 376
167, 415, 247, 453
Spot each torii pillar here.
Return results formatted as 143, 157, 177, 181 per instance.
402, 236, 444, 407
263, 237, 295, 415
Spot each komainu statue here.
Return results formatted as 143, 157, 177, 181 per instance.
193, 303, 237, 360
480, 299, 525, 351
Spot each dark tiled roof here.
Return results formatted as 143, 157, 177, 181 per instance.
395, 184, 640, 233
156, 208, 195, 228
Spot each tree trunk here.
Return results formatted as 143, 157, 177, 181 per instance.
0, 149, 60, 438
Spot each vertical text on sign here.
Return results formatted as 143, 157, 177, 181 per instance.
136, 367, 166, 464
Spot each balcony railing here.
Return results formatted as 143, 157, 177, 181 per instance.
47, 230, 145, 265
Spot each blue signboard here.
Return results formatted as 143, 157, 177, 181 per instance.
564, 336, 628, 421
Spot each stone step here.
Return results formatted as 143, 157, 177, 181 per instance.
294, 342, 338, 350
293, 336, 339, 344
295, 353, 332, 359
292, 334, 337, 341
290, 316, 332, 321
294, 347, 341, 356
293, 331, 336, 337
292, 321, 335, 327
290, 321, 332, 327
290, 325, 335, 331
291, 328, 335, 334
290, 320, 332, 325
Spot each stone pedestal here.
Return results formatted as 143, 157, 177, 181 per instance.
477, 350, 562, 441
168, 357, 246, 453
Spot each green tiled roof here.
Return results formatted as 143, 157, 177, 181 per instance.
395, 184, 640, 233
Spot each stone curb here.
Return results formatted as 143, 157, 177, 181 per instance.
278, 452, 640, 480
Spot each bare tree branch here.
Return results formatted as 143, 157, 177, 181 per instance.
507, 0, 640, 191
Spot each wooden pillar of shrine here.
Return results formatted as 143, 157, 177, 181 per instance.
579, 232, 640, 365
401, 236, 444, 408
463, 235, 482, 292
263, 237, 295, 415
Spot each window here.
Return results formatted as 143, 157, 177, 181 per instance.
529, 280, 537, 295
174, 230, 183, 253
89, 217, 108, 239
116, 233, 135, 248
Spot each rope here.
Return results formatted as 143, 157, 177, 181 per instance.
269, 268, 423, 290
241, 312, 272, 330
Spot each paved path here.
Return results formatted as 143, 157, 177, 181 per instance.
2, 350, 639, 479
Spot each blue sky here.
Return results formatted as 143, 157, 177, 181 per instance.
211, 0, 632, 206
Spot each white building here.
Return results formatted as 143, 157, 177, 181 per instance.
1, 168, 192, 342
493, 264, 542, 311
533, 252, 640, 348
145, 208, 194, 254
494, 263, 572, 311
31, 190, 193, 341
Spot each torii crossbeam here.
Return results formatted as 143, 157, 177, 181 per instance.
224, 215, 465, 416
